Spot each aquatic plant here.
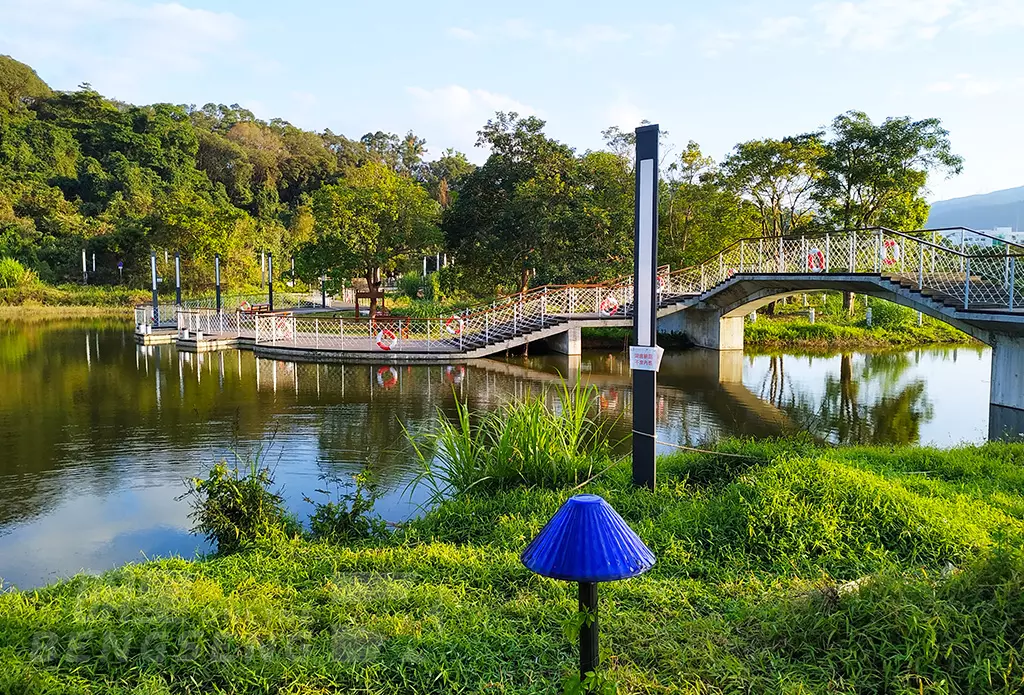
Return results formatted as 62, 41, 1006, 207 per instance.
407, 378, 620, 504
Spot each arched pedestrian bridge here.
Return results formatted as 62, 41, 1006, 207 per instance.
140, 226, 1024, 435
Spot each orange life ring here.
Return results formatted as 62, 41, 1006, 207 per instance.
807, 248, 825, 272
375, 328, 398, 351
445, 315, 463, 336
882, 239, 901, 266
599, 295, 620, 316
376, 366, 398, 388
444, 365, 465, 384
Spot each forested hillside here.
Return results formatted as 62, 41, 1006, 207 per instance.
0, 54, 964, 299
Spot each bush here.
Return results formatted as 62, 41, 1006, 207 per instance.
868, 297, 915, 328
179, 459, 299, 554
397, 271, 424, 300
305, 473, 386, 542
0, 257, 36, 289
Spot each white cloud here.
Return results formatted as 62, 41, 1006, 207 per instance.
604, 97, 646, 132
926, 73, 1016, 97
707, 0, 1024, 55
753, 16, 806, 41
407, 85, 539, 161
543, 24, 631, 53
811, 0, 958, 50
445, 26, 479, 42
700, 31, 742, 57
445, 20, 674, 55
0, 0, 243, 95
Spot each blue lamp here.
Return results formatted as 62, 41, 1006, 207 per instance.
521, 494, 655, 680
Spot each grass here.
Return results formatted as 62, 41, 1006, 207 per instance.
744, 316, 972, 348
2, 429, 1024, 693
406, 380, 617, 504
0, 305, 132, 321
0, 283, 152, 307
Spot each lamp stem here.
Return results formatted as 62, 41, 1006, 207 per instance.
579, 581, 598, 680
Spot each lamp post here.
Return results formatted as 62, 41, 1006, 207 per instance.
268, 253, 274, 312
214, 253, 222, 313
521, 494, 655, 683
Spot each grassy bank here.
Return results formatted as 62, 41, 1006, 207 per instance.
0, 283, 152, 308
2, 434, 1023, 693
0, 305, 132, 321
744, 316, 971, 348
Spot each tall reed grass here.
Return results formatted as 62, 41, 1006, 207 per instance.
407, 379, 620, 504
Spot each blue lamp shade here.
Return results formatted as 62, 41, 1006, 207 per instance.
521, 494, 655, 582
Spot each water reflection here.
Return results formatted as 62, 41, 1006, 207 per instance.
0, 319, 992, 588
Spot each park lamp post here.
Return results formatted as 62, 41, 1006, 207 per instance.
521, 494, 655, 684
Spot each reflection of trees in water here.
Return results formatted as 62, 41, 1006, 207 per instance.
766, 352, 935, 445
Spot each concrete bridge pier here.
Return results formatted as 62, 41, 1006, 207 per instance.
989, 335, 1024, 441
658, 308, 744, 350
546, 326, 582, 356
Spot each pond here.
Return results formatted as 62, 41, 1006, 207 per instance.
0, 318, 992, 588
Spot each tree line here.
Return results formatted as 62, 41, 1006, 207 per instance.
0, 54, 962, 305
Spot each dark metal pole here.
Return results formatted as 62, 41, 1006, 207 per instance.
632, 124, 659, 489
579, 582, 598, 680
150, 250, 158, 324
174, 251, 182, 306
321, 275, 327, 308
268, 253, 274, 312
215, 253, 222, 313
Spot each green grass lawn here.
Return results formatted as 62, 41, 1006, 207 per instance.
2, 440, 1023, 694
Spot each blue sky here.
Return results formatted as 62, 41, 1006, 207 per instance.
1, 0, 1022, 201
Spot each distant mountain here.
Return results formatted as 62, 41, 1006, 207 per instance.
927, 185, 1024, 230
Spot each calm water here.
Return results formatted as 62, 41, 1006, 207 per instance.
0, 319, 992, 588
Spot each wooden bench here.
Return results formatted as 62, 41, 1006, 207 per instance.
240, 303, 271, 314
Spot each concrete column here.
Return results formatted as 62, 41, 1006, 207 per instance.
658, 309, 744, 350
547, 326, 582, 355
989, 336, 1024, 441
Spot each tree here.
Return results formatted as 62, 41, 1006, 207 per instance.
721, 135, 824, 237
0, 55, 52, 111
815, 111, 962, 231
661, 142, 758, 269
306, 162, 440, 315
423, 149, 475, 208
445, 112, 620, 294
814, 111, 962, 312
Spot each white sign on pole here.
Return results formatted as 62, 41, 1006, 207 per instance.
629, 345, 664, 372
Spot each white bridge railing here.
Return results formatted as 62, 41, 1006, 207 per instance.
155, 226, 1022, 352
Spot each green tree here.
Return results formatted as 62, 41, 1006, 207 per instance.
445, 112, 611, 294
815, 110, 962, 231
660, 141, 758, 269
307, 162, 440, 315
721, 135, 824, 237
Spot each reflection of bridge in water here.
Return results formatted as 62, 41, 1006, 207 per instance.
467, 351, 796, 442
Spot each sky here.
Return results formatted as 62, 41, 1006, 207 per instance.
1, 0, 1022, 201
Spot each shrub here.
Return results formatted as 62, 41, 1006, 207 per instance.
0, 257, 36, 289
179, 459, 299, 554
305, 473, 386, 542
397, 271, 424, 300
867, 297, 915, 328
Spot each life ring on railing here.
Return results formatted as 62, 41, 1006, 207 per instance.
275, 315, 293, 340
599, 295, 621, 316
807, 248, 825, 272
726, 268, 739, 278
445, 315, 463, 336
883, 239, 901, 266
444, 365, 465, 384
657, 276, 666, 294
376, 366, 398, 389
239, 300, 252, 312
375, 328, 398, 351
